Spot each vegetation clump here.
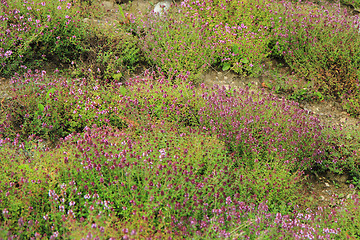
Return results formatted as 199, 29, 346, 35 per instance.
1, 0, 360, 239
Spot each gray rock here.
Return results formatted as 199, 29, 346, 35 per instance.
154, 1, 171, 16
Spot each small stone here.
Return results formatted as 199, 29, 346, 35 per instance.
154, 1, 171, 16
324, 182, 330, 187
325, 189, 332, 195
101, 1, 114, 11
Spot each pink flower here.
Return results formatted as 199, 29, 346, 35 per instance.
4, 50, 12, 58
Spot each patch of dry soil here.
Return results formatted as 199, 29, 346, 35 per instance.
0, 77, 11, 100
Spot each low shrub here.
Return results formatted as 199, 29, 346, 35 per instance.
0, 0, 92, 77
272, 1, 360, 115
0, 122, 311, 238
267, 195, 360, 239
0, 70, 132, 142
1, 75, 358, 238
138, 2, 219, 85
71, 22, 141, 82
319, 124, 360, 181
0, 124, 227, 238
125, 72, 207, 128
0, 70, 206, 142
198, 84, 327, 173
0, 138, 77, 239
183, 0, 275, 76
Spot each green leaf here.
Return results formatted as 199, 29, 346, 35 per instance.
119, 86, 127, 96
241, 58, 249, 64
112, 73, 123, 81
155, 105, 162, 116
222, 62, 231, 71
275, 85, 280, 93
46, 88, 56, 101
18, 164, 32, 172
231, 44, 240, 54
38, 103, 45, 113
118, 5, 126, 20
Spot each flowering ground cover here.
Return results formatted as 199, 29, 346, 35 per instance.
1, 0, 360, 239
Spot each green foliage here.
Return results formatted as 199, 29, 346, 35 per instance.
63, 208, 120, 239
73, 24, 140, 82
234, 160, 302, 209
262, 67, 305, 94
341, 90, 360, 116
1, 71, 132, 142
126, 78, 206, 127
322, 195, 360, 239
200, 87, 326, 173
273, 3, 360, 115
188, 0, 275, 76
341, 0, 360, 9
320, 124, 360, 177
2, 0, 360, 238
1, 72, 208, 143
288, 87, 325, 102
1, 0, 91, 77
348, 176, 360, 189
139, 6, 219, 85
0, 141, 67, 238
55, 124, 228, 226
1, 73, 68, 142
